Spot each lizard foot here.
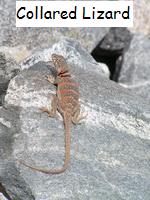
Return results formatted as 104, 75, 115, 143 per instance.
40, 107, 56, 117
46, 75, 55, 84
72, 112, 88, 124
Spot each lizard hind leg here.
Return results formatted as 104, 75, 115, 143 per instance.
40, 94, 58, 118
72, 106, 88, 124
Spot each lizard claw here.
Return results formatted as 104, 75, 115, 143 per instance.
40, 107, 57, 118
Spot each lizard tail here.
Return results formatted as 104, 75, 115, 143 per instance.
18, 114, 71, 174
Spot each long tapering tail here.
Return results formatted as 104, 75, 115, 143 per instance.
18, 114, 71, 174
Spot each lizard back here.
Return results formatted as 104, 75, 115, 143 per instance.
57, 77, 79, 115
52, 54, 80, 116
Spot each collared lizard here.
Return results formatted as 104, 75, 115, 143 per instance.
19, 54, 86, 174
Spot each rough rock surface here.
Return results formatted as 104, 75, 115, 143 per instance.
0, 106, 35, 200
129, 0, 150, 35
0, 40, 150, 200
119, 0, 150, 35
0, 52, 20, 105
118, 34, 150, 102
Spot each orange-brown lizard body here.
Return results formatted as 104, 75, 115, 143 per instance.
19, 54, 85, 174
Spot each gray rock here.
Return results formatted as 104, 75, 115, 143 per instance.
1, 40, 150, 200
118, 34, 150, 102
134, 0, 150, 35
0, 46, 31, 63
0, 52, 20, 105
0, 106, 35, 200
120, 0, 150, 35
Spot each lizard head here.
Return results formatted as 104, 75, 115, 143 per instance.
52, 54, 69, 75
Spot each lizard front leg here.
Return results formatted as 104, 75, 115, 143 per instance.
40, 74, 58, 117
40, 94, 58, 117
47, 75, 56, 84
